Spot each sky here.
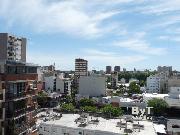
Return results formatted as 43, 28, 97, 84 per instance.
0, 0, 180, 71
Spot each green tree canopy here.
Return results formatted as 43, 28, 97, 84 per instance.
80, 106, 97, 113
79, 98, 95, 107
148, 98, 168, 116
101, 104, 123, 118
128, 82, 141, 95
61, 103, 75, 112
37, 91, 48, 107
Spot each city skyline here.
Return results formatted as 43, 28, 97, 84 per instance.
0, 0, 180, 70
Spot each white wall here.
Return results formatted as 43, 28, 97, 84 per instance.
79, 76, 106, 97
56, 77, 64, 93
44, 75, 71, 94
39, 123, 121, 135
44, 76, 55, 92
146, 75, 160, 93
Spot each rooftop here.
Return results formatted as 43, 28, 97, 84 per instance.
38, 111, 157, 135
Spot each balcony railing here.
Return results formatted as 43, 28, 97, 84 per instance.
26, 106, 36, 112
5, 93, 26, 101
6, 108, 26, 118
14, 123, 28, 135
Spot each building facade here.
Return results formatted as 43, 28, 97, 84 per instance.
106, 66, 111, 74
114, 66, 120, 72
146, 75, 161, 93
157, 66, 172, 76
79, 76, 106, 97
44, 75, 71, 95
0, 33, 38, 135
0, 61, 38, 135
165, 87, 180, 108
111, 72, 118, 89
0, 33, 26, 62
75, 58, 88, 77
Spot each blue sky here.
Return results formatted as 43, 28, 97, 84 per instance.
0, 0, 180, 71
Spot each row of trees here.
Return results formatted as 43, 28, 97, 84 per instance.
118, 71, 155, 86
60, 98, 123, 118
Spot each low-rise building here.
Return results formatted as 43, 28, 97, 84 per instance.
164, 87, 180, 108
142, 93, 168, 103
44, 75, 71, 94
38, 113, 157, 135
101, 96, 146, 108
167, 119, 180, 135
167, 77, 180, 91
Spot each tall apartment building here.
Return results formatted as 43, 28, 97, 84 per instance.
111, 72, 118, 89
75, 58, 88, 76
0, 76, 5, 135
74, 58, 88, 89
114, 66, 120, 72
106, 66, 112, 74
0, 33, 38, 135
0, 33, 26, 62
157, 66, 172, 76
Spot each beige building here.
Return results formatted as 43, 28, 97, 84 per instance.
167, 77, 180, 92
75, 58, 88, 76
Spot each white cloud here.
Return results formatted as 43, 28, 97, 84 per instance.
82, 49, 115, 56
27, 51, 76, 70
113, 32, 167, 55
0, 0, 123, 38
136, 0, 180, 15
82, 48, 147, 68
159, 35, 180, 42
27, 48, 147, 70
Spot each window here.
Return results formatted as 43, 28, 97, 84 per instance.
0, 93, 3, 100
26, 67, 37, 73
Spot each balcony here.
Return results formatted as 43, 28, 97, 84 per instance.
26, 88, 38, 95
6, 108, 26, 119
26, 106, 36, 113
14, 123, 29, 135
5, 93, 27, 101
3, 74, 38, 81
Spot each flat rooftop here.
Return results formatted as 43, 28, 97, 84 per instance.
167, 119, 180, 133
38, 112, 157, 135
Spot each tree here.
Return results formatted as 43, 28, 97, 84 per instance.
61, 103, 75, 112
64, 95, 73, 103
80, 106, 97, 113
79, 98, 95, 107
37, 91, 48, 108
139, 80, 145, 87
148, 98, 168, 116
101, 104, 123, 118
128, 82, 141, 95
